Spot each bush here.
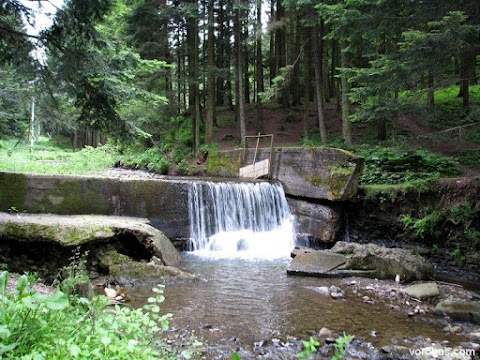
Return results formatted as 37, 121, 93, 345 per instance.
358, 147, 460, 184
0, 271, 173, 359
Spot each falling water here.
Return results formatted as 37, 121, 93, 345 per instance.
188, 181, 295, 259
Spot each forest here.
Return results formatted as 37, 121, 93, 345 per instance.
0, 0, 479, 177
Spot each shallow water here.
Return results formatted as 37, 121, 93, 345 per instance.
130, 254, 459, 349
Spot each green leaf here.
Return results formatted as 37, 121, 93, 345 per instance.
231, 352, 241, 360
15, 274, 28, 297
0, 342, 18, 355
44, 291, 70, 310
0, 271, 8, 294
69, 344, 81, 357
0, 326, 11, 340
101, 336, 112, 347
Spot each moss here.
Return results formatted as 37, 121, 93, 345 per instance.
0, 172, 27, 212
206, 151, 242, 176
0, 221, 115, 246
56, 181, 110, 214
305, 165, 356, 198
99, 250, 131, 269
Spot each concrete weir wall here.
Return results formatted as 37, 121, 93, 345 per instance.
207, 147, 364, 245
207, 147, 363, 201
0, 172, 190, 240
0, 147, 363, 246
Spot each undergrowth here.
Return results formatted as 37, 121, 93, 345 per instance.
357, 147, 460, 185
0, 247, 203, 359
0, 137, 118, 175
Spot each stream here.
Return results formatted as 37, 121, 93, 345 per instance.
129, 254, 460, 353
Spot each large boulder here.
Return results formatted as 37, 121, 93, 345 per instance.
330, 241, 433, 282
287, 198, 343, 245
287, 248, 377, 278
99, 250, 195, 285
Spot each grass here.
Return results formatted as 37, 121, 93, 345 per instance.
0, 137, 118, 175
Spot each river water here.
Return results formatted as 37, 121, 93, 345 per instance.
130, 179, 462, 355
130, 254, 457, 351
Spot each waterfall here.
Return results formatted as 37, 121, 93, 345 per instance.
188, 181, 295, 258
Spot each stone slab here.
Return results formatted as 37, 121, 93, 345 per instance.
287, 250, 349, 277
404, 282, 440, 299
0, 212, 180, 267
434, 301, 480, 325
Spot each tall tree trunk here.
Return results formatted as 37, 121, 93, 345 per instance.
255, 0, 264, 134
340, 42, 352, 147
427, 70, 435, 108
276, 0, 288, 107
186, 0, 200, 153
302, 27, 312, 138
290, 12, 301, 107
225, 0, 234, 110
205, 0, 216, 144
269, 0, 276, 85
330, 39, 339, 101
216, 0, 225, 107
243, 22, 250, 104
312, 25, 327, 144
236, 0, 246, 147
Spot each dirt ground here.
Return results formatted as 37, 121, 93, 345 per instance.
211, 101, 480, 175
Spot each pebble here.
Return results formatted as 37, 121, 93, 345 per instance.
450, 326, 463, 334
318, 327, 333, 338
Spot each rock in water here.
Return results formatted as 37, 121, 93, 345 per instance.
330, 241, 433, 282
404, 282, 440, 299
434, 301, 480, 325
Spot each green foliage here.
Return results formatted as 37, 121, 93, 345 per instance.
449, 203, 475, 225
118, 145, 170, 174
400, 209, 443, 239
0, 137, 118, 175
465, 228, 480, 246
0, 270, 175, 359
52, 247, 90, 298
357, 147, 460, 185
332, 333, 353, 360
295, 336, 320, 360
449, 248, 465, 265
456, 149, 480, 168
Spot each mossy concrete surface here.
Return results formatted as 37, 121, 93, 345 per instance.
206, 147, 363, 201
99, 250, 195, 285
0, 212, 180, 267
0, 172, 190, 240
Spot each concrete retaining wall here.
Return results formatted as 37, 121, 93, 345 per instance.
0, 172, 190, 240
207, 147, 363, 201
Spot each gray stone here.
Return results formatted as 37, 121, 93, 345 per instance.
318, 327, 333, 338
404, 282, 440, 299
330, 241, 433, 282
287, 198, 343, 244
435, 301, 480, 325
287, 250, 347, 277
307, 286, 330, 296
329, 285, 345, 299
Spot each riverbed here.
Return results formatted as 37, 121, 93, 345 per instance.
129, 253, 469, 357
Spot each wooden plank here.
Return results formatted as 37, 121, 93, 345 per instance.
239, 159, 270, 179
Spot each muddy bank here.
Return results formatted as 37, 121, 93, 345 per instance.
346, 177, 480, 279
